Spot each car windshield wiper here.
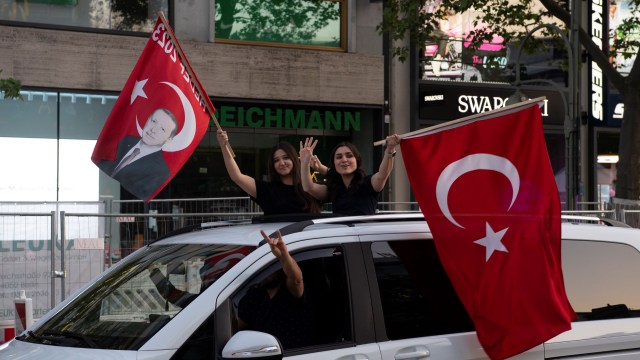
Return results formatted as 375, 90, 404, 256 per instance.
39, 330, 99, 348
23, 330, 57, 345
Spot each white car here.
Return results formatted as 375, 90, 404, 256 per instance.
2, 213, 640, 359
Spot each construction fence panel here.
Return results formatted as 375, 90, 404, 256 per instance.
0, 212, 56, 324
59, 212, 107, 304
108, 197, 257, 259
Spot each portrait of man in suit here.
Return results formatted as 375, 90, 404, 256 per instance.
98, 108, 177, 200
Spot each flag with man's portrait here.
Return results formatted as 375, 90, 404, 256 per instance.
92, 16, 213, 201
400, 101, 575, 360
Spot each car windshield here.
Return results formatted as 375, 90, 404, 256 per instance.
18, 243, 254, 350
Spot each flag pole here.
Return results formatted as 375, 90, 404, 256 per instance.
373, 96, 546, 146
158, 12, 235, 157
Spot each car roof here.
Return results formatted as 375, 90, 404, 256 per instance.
151, 213, 640, 249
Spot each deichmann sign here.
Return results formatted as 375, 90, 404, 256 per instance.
418, 84, 565, 126
215, 105, 361, 131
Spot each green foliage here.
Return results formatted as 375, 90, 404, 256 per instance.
0, 69, 22, 100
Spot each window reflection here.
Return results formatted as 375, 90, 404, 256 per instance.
0, 0, 168, 32
563, 240, 640, 320
215, 0, 344, 50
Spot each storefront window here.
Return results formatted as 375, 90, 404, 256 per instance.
59, 92, 118, 201
419, 4, 569, 84
0, 0, 168, 32
0, 90, 117, 201
214, 0, 345, 51
0, 91, 58, 200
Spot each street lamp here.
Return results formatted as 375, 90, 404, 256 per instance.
508, 23, 579, 210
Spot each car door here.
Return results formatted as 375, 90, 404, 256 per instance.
218, 238, 383, 360
361, 235, 544, 360
543, 238, 640, 359
285, 240, 382, 360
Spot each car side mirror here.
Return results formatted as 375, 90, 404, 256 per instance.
221, 330, 283, 360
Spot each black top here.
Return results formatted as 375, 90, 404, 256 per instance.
252, 180, 307, 215
332, 174, 380, 216
238, 285, 316, 349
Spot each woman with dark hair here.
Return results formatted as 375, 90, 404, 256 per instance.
300, 135, 400, 216
216, 130, 320, 215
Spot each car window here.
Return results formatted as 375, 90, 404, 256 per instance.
563, 240, 640, 320
371, 240, 474, 340
230, 246, 352, 353
18, 244, 253, 351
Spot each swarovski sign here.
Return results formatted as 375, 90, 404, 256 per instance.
419, 84, 562, 126
458, 95, 549, 116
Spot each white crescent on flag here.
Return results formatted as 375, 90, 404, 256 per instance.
435, 153, 520, 229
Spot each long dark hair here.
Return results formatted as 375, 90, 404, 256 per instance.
267, 141, 321, 213
326, 142, 366, 202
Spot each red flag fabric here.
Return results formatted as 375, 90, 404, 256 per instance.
400, 103, 575, 360
92, 16, 213, 201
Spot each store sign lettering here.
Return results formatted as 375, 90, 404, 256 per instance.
613, 103, 624, 119
0, 239, 75, 252
217, 106, 361, 131
591, 0, 604, 121
458, 95, 508, 113
457, 95, 549, 116
424, 95, 444, 101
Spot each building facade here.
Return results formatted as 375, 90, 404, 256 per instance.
0, 0, 390, 204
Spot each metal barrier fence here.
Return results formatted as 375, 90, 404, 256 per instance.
561, 210, 617, 221
620, 210, 640, 227
105, 197, 257, 260
0, 212, 59, 323
377, 201, 421, 213
612, 198, 640, 228
575, 201, 611, 211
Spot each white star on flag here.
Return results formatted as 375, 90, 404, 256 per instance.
474, 222, 509, 261
130, 79, 148, 104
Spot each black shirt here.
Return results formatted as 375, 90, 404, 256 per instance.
252, 180, 308, 215
238, 285, 316, 349
332, 174, 380, 216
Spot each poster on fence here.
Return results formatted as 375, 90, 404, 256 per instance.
0, 239, 104, 323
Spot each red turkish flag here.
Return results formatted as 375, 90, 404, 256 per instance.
400, 102, 575, 360
92, 16, 213, 201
